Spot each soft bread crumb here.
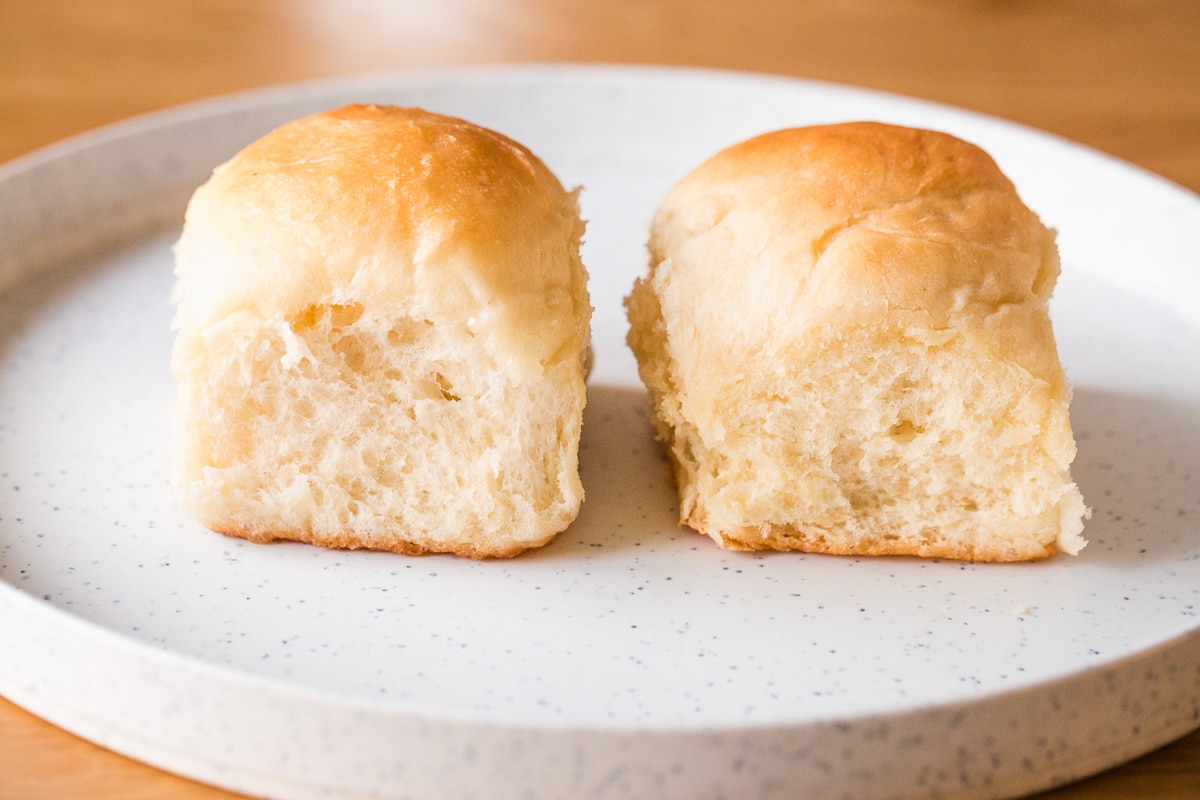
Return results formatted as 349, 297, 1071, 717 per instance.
625, 122, 1088, 562
171, 105, 591, 558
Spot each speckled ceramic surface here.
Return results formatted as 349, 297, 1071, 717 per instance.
1, 66, 1199, 800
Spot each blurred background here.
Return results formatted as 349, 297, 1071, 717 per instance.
1, 2, 1199, 799
2, 1, 1199, 192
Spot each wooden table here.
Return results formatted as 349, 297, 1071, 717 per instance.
1, 2, 1198, 798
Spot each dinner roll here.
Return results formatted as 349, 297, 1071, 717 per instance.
171, 104, 591, 558
626, 122, 1088, 561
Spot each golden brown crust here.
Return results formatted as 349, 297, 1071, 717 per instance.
689, 518, 1058, 562
210, 525, 550, 559
647, 122, 1062, 379
176, 104, 590, 381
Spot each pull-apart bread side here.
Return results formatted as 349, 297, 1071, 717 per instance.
171, 105, 591, 558
626, 122, 1088, 561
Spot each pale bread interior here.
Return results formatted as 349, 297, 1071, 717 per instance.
173, 301, 586, 558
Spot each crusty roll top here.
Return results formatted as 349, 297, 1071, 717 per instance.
649, 121, 1063, 383
173, 104, 589, 379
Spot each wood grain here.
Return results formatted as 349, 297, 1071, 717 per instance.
1, 1, 1198, 798
3, 0, 1199, 192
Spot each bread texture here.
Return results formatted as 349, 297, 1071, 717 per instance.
626, 122, 1088, 562
171, 104, 591, 558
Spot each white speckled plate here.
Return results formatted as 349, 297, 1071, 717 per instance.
2, 65, 1199, 800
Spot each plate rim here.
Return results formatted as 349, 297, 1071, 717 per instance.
3, 62, 1200, 800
